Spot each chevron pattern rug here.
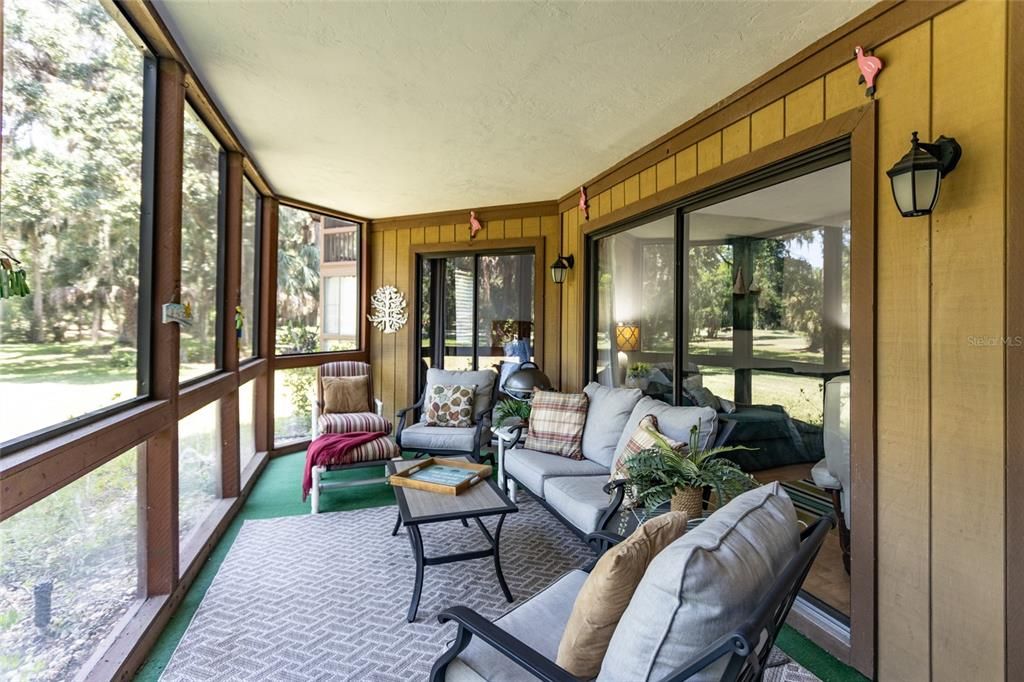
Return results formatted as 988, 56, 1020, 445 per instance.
160, 498, 819, 681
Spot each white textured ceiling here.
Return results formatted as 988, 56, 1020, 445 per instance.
156, 0, 874, 218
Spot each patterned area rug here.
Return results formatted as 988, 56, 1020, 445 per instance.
160, 498, 819, 681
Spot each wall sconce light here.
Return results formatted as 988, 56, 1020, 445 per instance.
886, 131, 961, 217
615, 323, 640, 352
550, 254, 574, 284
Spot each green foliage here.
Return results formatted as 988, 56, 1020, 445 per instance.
276, 324, 319, 355
621, 422, 757, 515
0, 265, 30, 299
0, 609, 19, 631
687, 245, 733, 339
1, 0, 145, 347
108, 346, 135, 369
751, 233, 826, 352
276, 207, 321, 347
494, 399, 531, 427
626, 362, 651, 379
640, 243, 674, 352
282, 368, 314, 424
178, 108, 222, 363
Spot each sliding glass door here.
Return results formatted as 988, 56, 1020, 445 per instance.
418, 250, 535, 385
683, 160, 852, 619
588, 155, 854, 623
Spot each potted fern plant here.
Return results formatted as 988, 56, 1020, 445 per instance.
625, 362, 652, 390
494, 398, 531, 427
621, 422, 756, 520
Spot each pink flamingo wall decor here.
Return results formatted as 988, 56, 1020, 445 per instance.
469, 211, 483, 239
579, 186, 589, 221
854, 46, 883, 97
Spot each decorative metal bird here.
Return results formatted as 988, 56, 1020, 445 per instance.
854, 46, 883, 97
579, 186, 589, 221
469, 210, 483, 239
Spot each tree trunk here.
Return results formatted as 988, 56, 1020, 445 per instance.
29, 224, 44, 343
118, 279, 137, 345
91, 296, 103, 343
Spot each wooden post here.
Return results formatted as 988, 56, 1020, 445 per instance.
140, 57, 185, 597
254, 197, 279, 452
219, 151, 242, 498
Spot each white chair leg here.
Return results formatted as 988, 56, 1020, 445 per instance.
497, 437, 506, 491
311, 466, 324, 514
508, 479, 518, 504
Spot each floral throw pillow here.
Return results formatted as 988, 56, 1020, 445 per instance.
424, 384, 476, 427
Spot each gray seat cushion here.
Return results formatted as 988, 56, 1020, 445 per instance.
597, 482, 799, 682
582, 382, 643, 468
505, 448, 608, 497
612, 399, 718, 472
445, 570, 588, 682
398, 422, 486, 452
544, 476, 612, 534
421, 368, 498, 423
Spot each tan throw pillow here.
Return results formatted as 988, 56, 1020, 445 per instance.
610, 414, 687, 482
424, 384, 476, 427
556, 512, 690, 678
524, 390, 589, 459
322, 375, 371, 414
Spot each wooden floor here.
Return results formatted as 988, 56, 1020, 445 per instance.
753, 462, 851, 618
803, 526, 851, 616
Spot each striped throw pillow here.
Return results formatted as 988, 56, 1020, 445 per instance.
525, 390, 589, 459
610, 414, 687, 482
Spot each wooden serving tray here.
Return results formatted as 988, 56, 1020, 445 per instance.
389, 457, 492, 496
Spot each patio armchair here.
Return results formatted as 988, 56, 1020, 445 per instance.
430, 483, 832, 682
396, 368, 499, 461
308, 361, 400, 513
313, 361, 389, 436
811, 375, 851, 572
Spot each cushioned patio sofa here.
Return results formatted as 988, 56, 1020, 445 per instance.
501, 383, 721, 538
431, 482, 832, 682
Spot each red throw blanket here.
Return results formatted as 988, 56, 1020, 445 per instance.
302, 431, 389, 501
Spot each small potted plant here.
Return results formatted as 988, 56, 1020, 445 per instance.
625, 362, 652, 390
494, 398, 532, 428
621, 422, 756, 523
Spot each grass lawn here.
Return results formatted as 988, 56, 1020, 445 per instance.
690, 328, 830, 365
0, 341, 256, 442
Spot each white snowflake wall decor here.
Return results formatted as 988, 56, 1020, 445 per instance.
367, 285, 408, 334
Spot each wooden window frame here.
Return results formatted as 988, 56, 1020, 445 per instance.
274, 199, 371, 362
0, 4, 277, 678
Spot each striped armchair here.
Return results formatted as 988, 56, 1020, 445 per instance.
309, 361, 400, 513
314, 361, 391, 436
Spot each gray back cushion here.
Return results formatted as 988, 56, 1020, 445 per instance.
611, 398, 718, 471
582, 382, 642, 468
421, 368, 497, 423
596, 482, 799, 682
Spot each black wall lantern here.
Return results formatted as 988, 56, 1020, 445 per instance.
886, 131, 962, 217
550, 254, 574, 284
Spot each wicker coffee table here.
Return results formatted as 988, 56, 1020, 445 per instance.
388, 457, 518, 622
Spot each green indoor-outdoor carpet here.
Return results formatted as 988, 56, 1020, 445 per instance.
134, 451, 866, 682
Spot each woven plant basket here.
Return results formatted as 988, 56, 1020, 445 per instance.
671, 486, 704, 518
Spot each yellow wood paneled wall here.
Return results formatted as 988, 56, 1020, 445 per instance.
555, 1, 1008, 678
368, 214, 560, 422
